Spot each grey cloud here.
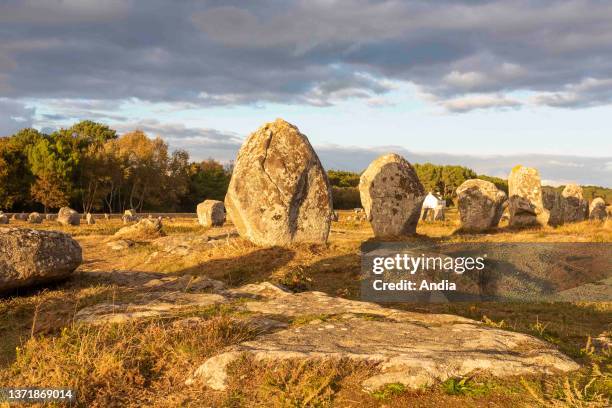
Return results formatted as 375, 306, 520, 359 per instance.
533, 78, 612, 108
0, 0, 611, 114
440, 94, 522, 113
0, 99, 35, 136
0, 0, 128, 23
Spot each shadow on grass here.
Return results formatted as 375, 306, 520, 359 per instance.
169, 246, 296, 287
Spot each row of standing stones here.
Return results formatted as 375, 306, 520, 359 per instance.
0, 118, 609, 293
221, 118, 609, 243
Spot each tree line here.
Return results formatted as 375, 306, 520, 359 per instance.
2, 122, 609, 212
0, 121, 230, 213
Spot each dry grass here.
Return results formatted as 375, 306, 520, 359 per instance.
0, 316, 256, 407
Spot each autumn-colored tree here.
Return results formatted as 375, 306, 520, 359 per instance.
30, 174, 70, 212
112, 130, 171, 211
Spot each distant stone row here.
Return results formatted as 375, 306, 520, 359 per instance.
0, 208, 142, 226
212, 119, 609, 246
456, 166, 607, 231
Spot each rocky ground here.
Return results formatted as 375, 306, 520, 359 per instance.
0, 210, 610, 407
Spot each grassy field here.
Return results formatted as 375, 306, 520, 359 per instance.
0, 210, 610, 407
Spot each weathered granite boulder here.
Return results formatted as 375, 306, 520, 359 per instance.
0, 213, 8, 224
359, 154, 425, 236
456, 179, 507, 231
113, 217, 163, 240
508, 166, 549, 227
225, 119, 333, 246
562, 184, 588, 223
0, 228, 82, 292
542, 186, 565, 226
27, 212, 43, 224
86, 213, 96, 225
57, 207, 80, 226
589, 198, 607, 221
197, 200, 225, 227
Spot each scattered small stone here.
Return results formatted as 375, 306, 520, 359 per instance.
106, 239, 134, 251
57, 207, 80, 226
27, 212, 43, 224
113, 218, 163, 240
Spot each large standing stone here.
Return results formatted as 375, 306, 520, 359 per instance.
542, 186, 565, 227
0, 228, 82, 292
27, 212, 43, 224
197, 200, 225, 227
456, 179, 507, 231
508, 166, 549, 227
359, 154, 425, 236
57, 207, 80, 226
0, 212, 8, 224
562, 184, 588, 223
588, 198, 607, 221
225, 119, 333, 246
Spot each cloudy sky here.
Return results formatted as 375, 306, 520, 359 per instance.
1, 0, 611, 185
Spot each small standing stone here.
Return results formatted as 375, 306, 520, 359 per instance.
561, 184, 588, 223
542, 186, 565, 227
197, 200, 226, 227
588, 198, 607, 221
456, 179, 507, 231
86, 213, 96, 225
27, 212, 43, 224
508, 166, 549, 227
57, 207, 80, 226
0, 213, 8, 224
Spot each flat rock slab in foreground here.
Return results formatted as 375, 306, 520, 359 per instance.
72, 278, 578, 391
187, 291, 579, 391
